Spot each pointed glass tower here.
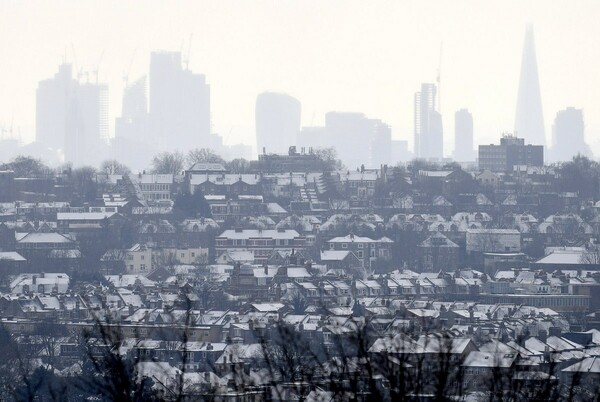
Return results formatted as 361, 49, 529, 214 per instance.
514, 25, 545, 146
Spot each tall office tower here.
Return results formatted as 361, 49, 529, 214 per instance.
391, 140, 412, 162
323, 112, 390, 168
454, 109, 474, 161
64, 82, 109, 165
552, 107, 591, 161
37, 63, 109, 165
370, 120, 392, 166
36, 63, 78, 151
255, 92, 301, 155
515, 25, 545, 146
149, 51, 210, 150
297, 126, 327, 150
325, 112, 372, 168
115, 76, 148, 143
414, 83, 443, 160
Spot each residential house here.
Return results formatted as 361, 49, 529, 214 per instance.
215, 229, 307, 265
325, 234, 393, 270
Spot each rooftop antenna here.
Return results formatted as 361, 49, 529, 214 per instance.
183, 33, 193, 70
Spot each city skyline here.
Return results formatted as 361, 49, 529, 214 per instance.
1, 1, 600, 157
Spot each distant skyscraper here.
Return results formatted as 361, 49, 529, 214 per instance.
322, 112, 390, 168
297, 127, 326, 150
325, 112, 371, 168
255, 92, 301, 155
36, 64, 77, 150
370, 120, 392, 166
551, 107, 591, 161
391, 140, 412, 162
149, 51, 210, 150
36, 63, 108, 165
115, 76, 148, 143
515, 25, 545, 146
414, 83, 443, 160
65, 82, 109, 165
454, 109, 474, 161
113, 76, 153, 171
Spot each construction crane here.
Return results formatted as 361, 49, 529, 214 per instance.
70, 43, 84, 81
123, 48, 138, 88
93, 49, 105, 84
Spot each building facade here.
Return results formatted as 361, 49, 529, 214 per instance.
215, 229, 307, 264
478, 135, 543, 172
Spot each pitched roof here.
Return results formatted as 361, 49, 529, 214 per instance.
320, 250, 353, 261
218, 229, 300, 240
16, 232, 74, 244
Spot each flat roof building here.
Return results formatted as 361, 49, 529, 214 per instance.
479, 135, 543, 172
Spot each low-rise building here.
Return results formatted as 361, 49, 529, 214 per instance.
215, 229, 307, 264
325, 234, 393, 270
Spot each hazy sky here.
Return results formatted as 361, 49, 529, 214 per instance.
1, 0, 600, 155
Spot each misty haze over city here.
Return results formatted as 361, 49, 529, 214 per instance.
0, 1, 599, 169
3, 2, 600, 401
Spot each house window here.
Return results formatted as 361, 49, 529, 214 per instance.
342, 244, 348, 249
141, 255, 144, 261
191, 252, 195, 257
358, 243, 364, 249
330, 244, 334, 249
358, 251, 363, 258
140, 264, 146, 271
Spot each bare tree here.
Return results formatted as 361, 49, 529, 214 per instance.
101, 159, 132, 175
186, 148, 225, 167
151, 152, 185, 175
